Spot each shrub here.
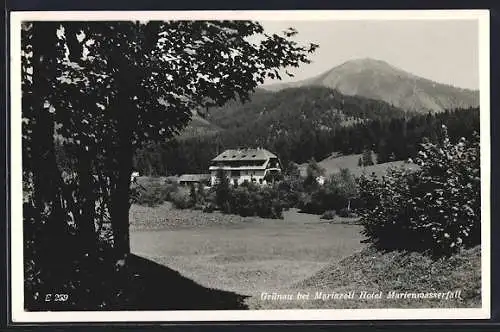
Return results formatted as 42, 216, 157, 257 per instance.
338, 207, 357, 218
208, 178, 283, 219
298, 189, 324, 214
255, 186, 284, 219
171, 188, 194, 209
169, 183, 208, 211
303, 158, 325, 192
133, 182, 166, 207
163, 181, 179, 201
189, 184, 197, 205
320, 210, 336, 220
231, 186, 254, 217
358, 127, 480, 256
361, 149, 375, 166
298, 169, 358, 214
278, 176, 303, 208
130, 177, 181, 207
202, 203, 216, 213
196, 183, 207, 203
264, 171, 284, 184
214, 169, 231, 210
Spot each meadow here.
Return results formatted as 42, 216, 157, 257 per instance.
129, 201, 480, 309
130, 202, 365, 305
298, 152, 420, 178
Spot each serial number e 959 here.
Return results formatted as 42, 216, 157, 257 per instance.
45, 293, 69, 302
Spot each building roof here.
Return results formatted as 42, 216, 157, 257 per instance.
212, 148, 277, 162
178, 174, 211, 182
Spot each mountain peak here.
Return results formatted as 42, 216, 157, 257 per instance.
330, 58, 409, 76
341, 57, 390, 65
262, 59, 478, 113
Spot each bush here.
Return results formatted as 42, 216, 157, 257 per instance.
254, 185, 284, 219
167, 183, 208, 211
231, 186, 254, 217
320, 210, 336, 220
358, 127, 480, 256
203, 203, 216, 213
338, 207, 357, 218
171, 188, 194, 209
277, 177, 304, 209
131, 177, 180, 207
133, 183, 166, 207
298, 169, 358, 214
163, 181, 179, 201
209, 179, 284, 219
214, 169, 231, 210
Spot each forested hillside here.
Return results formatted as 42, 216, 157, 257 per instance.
206, 86, 406, 129
133, 85, 479, 176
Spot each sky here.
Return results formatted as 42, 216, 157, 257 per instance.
259, 20, 479, 90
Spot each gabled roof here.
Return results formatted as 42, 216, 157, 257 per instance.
178, 174, 211, 182
212, 148, 277, 162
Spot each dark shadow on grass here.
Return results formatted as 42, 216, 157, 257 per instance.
113, 254, 249, 310
26, 253, 249, 311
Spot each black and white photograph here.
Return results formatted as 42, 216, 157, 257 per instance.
10, 10, 490, 322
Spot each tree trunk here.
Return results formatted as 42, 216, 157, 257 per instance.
30, 22, 70, 264
76, 153, 97, 253
110, 153, 133, 257
109, 97, 135, 259
107, 47, 143, 260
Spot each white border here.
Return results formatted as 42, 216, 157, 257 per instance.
10, 10, 491, 323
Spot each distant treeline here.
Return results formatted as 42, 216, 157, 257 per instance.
133, 107, 479, 176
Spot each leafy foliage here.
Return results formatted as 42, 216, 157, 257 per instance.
171, 188, 194, 210
320, 210, 337, 220
276, 176, 304, 209
361, 149, 375, 166
209, 179, 284, 219
299, 168, 358, 214
130, 177, 179, 207
358, 126, 480, 256
22, 20, 316, 309
303, 158, 325, 191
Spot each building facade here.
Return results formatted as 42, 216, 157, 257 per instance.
209, 148, 282, 186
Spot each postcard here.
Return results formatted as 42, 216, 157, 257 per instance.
9, 9, 490, 322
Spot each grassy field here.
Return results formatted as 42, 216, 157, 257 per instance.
248, 245, 481, 309
130, 202, 481, 310
298, 152, 420, 178
130, 203, 365, 303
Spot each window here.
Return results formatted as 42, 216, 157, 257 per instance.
231, 170, 240, 177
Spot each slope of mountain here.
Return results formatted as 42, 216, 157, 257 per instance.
262, 58, 479, 113
206, 85, 406, 134
205, 88, 276, 130
178, 111, 222, 140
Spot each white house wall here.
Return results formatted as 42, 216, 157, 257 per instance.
210, 169, 268, 186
